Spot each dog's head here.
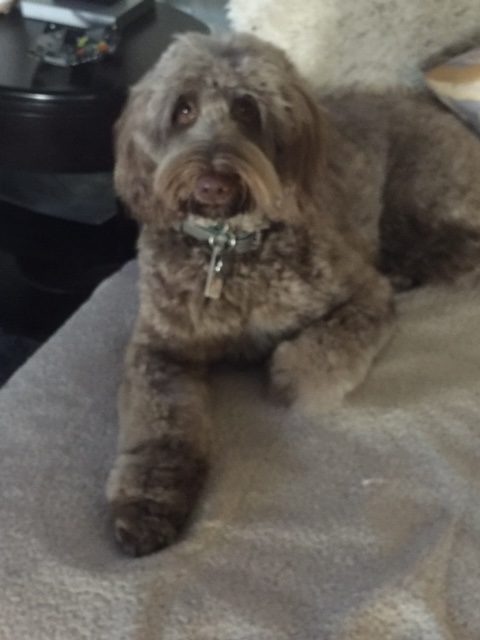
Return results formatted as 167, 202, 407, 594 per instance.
114, 32, 325, 227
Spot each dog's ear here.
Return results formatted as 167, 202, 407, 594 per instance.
114, 88, 166, 226
274, 79, 326, 198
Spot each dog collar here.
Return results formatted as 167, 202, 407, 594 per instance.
179, 214, 269, 300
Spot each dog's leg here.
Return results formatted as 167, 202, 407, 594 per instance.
106, 334, 210, 556
270, 275, 394, 410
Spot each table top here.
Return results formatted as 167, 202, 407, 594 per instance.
0, 4, 208, 172
0, 3, 208, 102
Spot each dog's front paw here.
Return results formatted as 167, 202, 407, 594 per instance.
111, 499, 182, 556
270, 339, 356, 411
106, 438, 207, 556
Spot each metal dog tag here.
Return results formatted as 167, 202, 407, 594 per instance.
205, 244, 224, 299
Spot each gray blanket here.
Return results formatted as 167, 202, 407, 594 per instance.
1, 262, 480, 639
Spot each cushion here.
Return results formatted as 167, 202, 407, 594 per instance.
1, 262, 480, 638
425, 48, 480, 134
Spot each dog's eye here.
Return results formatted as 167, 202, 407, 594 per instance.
231, 95, 261, 129
172, 96, 198, 127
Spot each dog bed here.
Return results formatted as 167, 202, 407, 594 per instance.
1, 261, 480, 638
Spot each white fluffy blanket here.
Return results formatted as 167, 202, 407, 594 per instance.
227, 0, 480, 89
1, 261, 480, 639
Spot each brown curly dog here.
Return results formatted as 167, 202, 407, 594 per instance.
107, 32, 480, 555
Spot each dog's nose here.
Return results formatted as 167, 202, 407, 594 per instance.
194, 173, 238, 206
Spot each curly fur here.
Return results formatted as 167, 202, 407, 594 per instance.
107, 32, 480, 556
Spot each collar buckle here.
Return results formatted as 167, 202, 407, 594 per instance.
207, 225, 237, 253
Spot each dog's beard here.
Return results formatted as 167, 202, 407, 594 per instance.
154, 140, 282, 222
